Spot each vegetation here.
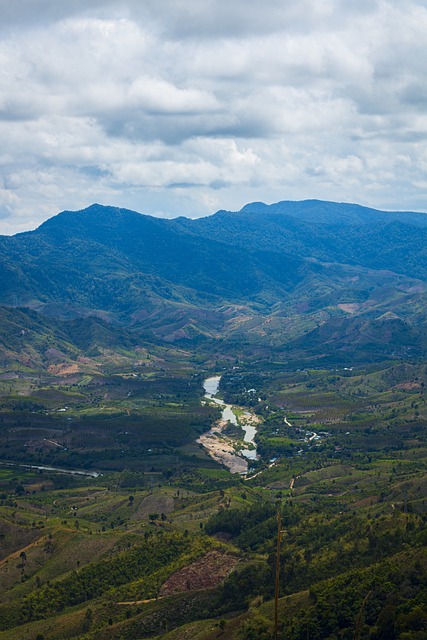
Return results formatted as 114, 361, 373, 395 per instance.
0, 355, 425, 639
0, 201, 426, 638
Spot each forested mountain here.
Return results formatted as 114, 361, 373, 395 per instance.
177, 199, 427, 281
185, 200, 427, 357
1, 200, 427, 359
0, 203, 303, 309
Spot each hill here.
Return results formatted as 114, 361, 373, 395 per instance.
1, 200, 427, 359
0, 305, 144, 372
177, 199, 427, 281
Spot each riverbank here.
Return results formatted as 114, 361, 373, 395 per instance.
197, 376, 259, 474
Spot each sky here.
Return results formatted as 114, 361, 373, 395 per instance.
1, 0, 427, 234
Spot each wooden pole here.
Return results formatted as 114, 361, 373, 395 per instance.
353, 591, 372, 640
274, 509, 282, 640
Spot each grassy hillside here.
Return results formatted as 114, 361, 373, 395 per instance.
0, 355, 425, 639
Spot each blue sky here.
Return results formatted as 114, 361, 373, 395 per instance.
1, 0, 427, 233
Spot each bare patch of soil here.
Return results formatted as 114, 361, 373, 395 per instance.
131, 493, 174, 521
48, 363, 80, 375
159, 550, 239, 596
395, 382, 422, 391
338, 303, 359, 314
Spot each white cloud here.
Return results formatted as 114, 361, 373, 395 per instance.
0, 1, 427, 233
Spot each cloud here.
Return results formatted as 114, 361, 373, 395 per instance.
1, 1, 427, 233
0, 1, 377, 36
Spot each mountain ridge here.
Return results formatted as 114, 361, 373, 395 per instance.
1, 199, 427, 360
238, 198, 427, 225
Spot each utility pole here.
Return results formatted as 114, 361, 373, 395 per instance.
274, 509, 282, 640
353, 591, 372, 640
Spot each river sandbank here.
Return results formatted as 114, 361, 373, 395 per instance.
197, 376, 259, 474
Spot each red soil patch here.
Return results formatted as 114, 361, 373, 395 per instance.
159, 550, 239, 596
48, 363, 80, 375
395, 382, 422, 391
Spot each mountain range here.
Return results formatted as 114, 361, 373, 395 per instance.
1, 199, 427, 364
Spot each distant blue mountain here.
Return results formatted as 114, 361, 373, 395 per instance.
176, 199, 427, 281
1, 200, 426, 357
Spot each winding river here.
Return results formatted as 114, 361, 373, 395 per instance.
197, 376, 259, 474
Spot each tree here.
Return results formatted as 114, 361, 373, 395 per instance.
82, 608, 93, 632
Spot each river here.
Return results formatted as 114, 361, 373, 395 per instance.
197, 376, 259, 474
0, 461, 100, 478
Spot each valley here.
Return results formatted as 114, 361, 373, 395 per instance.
1, 347, 425, 639
198, 375, 259, 474
0, 200, 426, 639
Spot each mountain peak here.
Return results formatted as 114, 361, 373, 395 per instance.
239, 201, 269, 213
34, 203, 157, 242
38, 203, 128, 227
234, 199, 427, 226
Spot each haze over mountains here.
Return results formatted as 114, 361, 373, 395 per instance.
1, 200, 427, 363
